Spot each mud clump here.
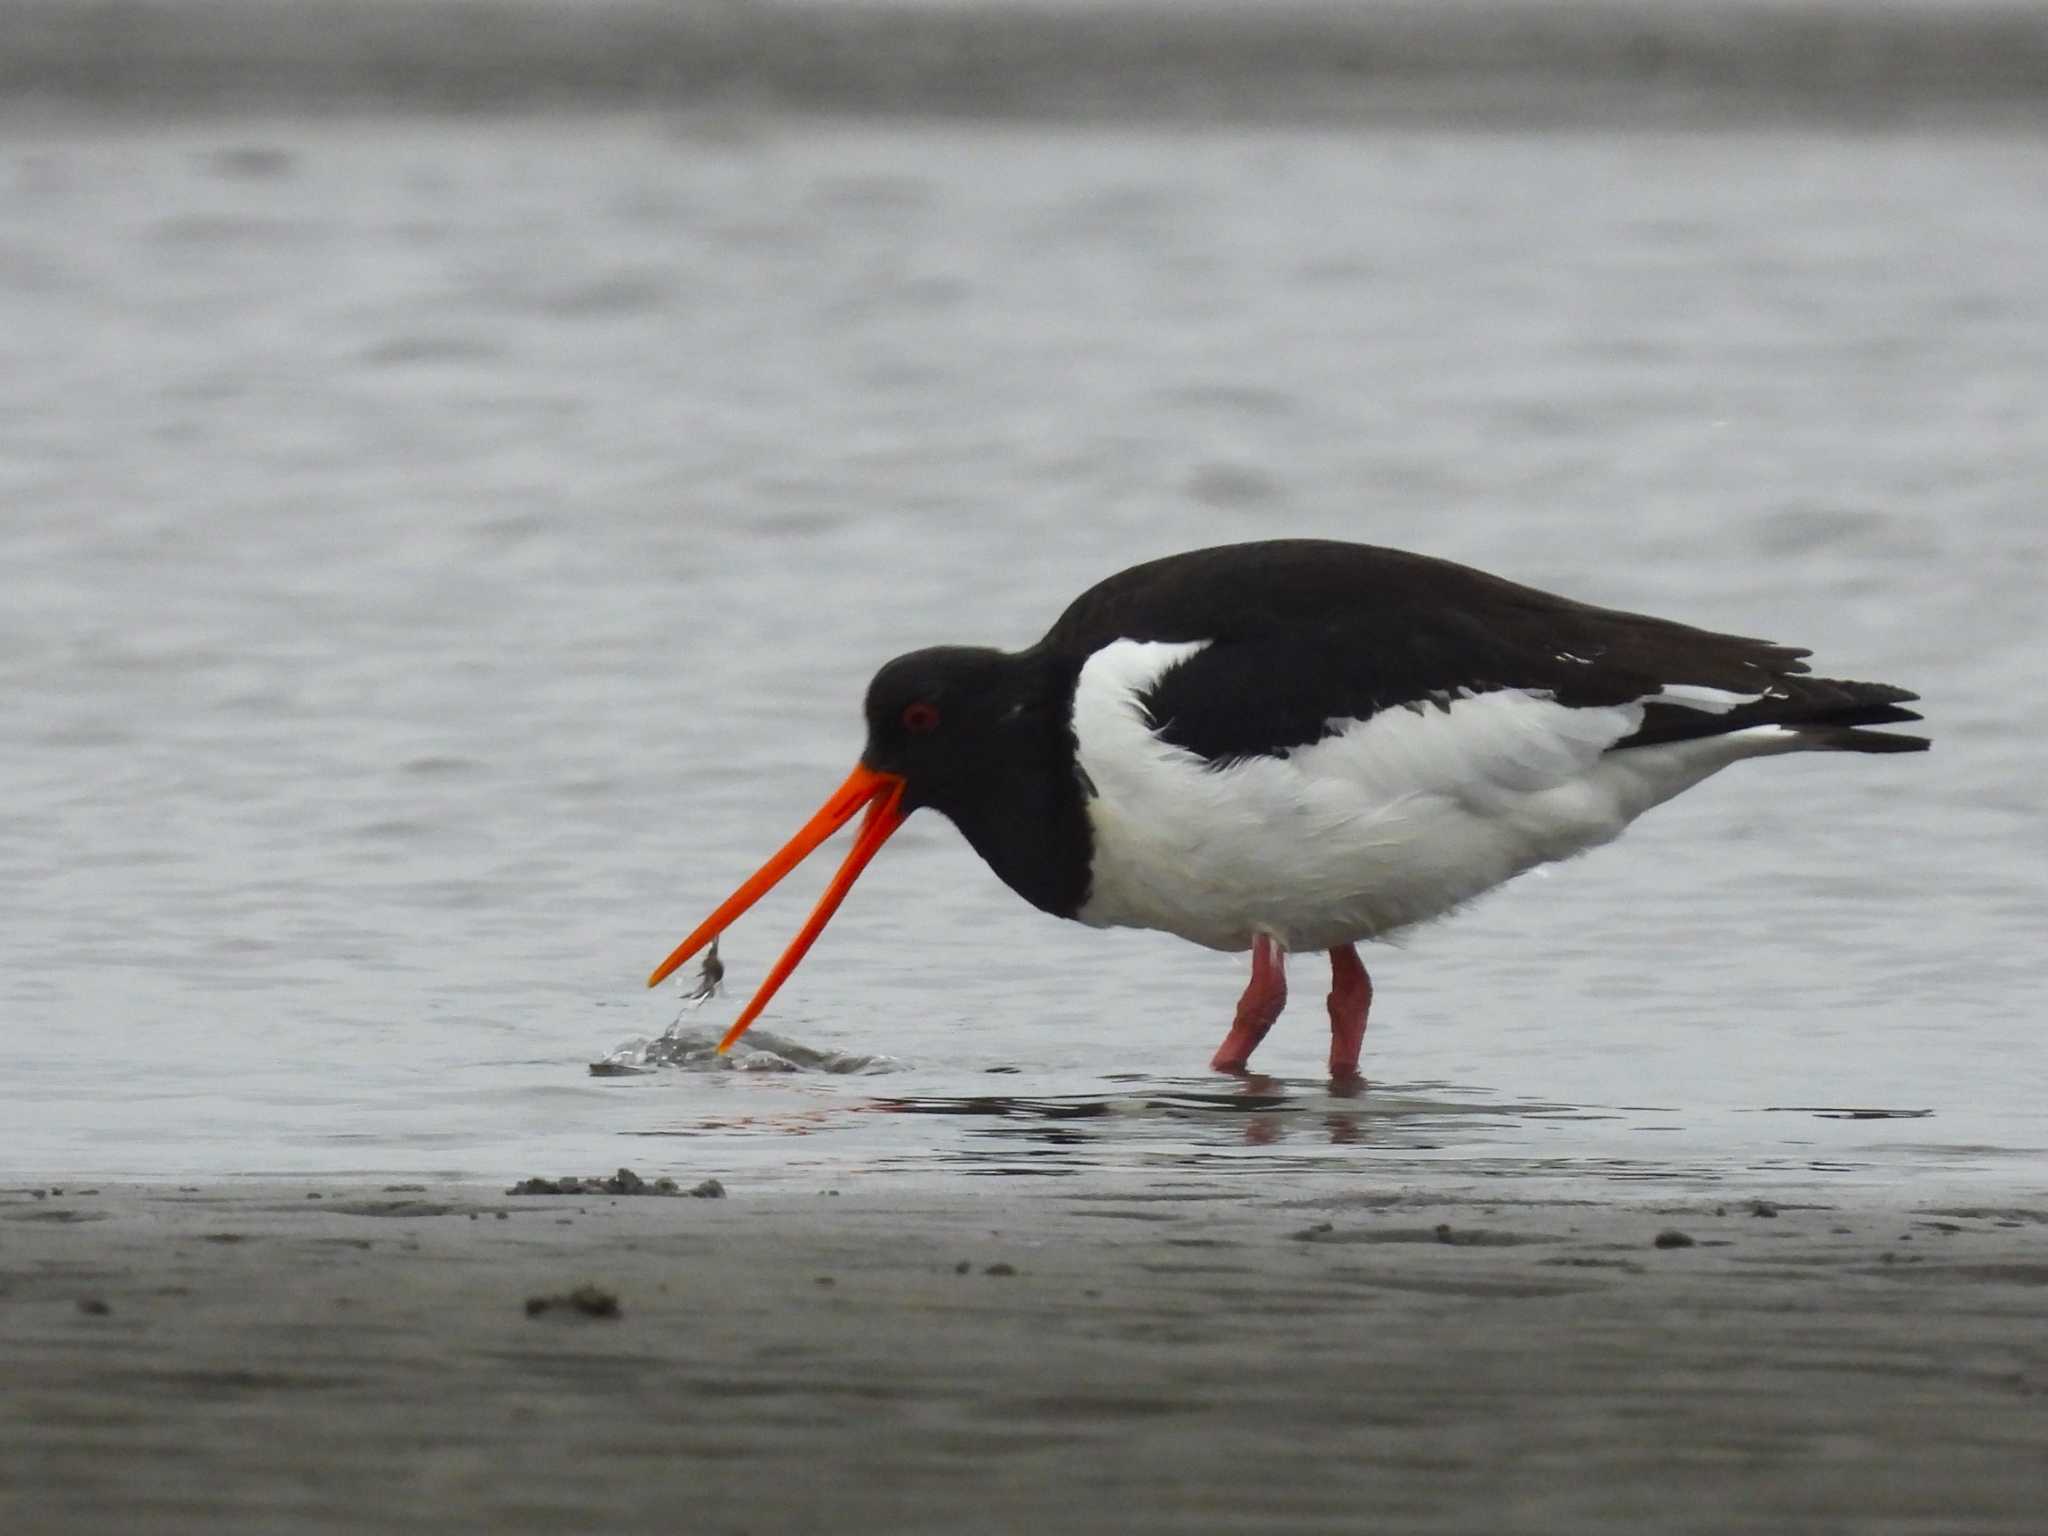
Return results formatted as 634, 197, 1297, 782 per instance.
525, 1284, 621, 1319
505, 1168, 701, 1197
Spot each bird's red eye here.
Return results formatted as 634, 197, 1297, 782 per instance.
902, 702, 941, 735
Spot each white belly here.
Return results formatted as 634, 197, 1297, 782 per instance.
1070, 639, 1798, 953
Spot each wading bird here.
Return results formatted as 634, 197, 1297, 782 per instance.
648, 540, 1927, 1080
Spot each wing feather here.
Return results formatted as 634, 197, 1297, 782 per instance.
1039, 541, 1919, 764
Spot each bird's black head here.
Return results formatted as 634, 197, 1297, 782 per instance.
642, 641, 1089, 1053
859, 645, 1033, 815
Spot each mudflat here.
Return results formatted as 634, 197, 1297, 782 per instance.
2, 1180, 2043, 1533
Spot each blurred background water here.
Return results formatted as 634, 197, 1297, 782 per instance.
2, 4, 2043, 1194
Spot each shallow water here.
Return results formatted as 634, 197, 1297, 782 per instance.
3, 116, 2044, 1195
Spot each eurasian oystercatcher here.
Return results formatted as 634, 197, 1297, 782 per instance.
648, 540, 1927, 1080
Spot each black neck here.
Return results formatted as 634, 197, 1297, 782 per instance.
927, 650, 1092, 920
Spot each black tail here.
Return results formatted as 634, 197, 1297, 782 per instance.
1621, 676, 1930, 753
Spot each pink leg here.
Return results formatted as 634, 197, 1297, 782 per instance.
1326, 943, 1373, 1082
1209, 934, 1288, 1074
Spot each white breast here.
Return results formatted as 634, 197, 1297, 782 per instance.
1070, 638, 1803, 953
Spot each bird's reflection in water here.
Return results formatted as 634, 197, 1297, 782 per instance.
1237, 1113, 1364, 1146
872, 1075, 1380, 1162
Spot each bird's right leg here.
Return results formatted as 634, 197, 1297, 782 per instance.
1209, 933, 1288, 1074
1325, 941, 1372, 1084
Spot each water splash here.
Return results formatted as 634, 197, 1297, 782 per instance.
591, 1025, 901, 1077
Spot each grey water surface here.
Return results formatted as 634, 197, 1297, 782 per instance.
3, 115, 2043, 1195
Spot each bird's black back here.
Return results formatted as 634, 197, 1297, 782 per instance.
1038, 540, 1925, 764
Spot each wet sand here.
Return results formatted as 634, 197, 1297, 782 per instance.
4, 1180, 2043, 1532
5, 0, 2048, 123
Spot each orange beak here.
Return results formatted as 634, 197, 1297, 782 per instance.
646, 763, 909, 1053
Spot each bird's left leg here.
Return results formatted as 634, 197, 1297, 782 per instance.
1326, 943, 1373, 1082
1209, 933, 1288, 1074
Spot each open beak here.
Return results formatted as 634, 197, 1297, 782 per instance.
646, 763, 908, 1053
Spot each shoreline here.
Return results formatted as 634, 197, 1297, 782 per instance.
5, 1179, 2043, 1531
2, 1, 2046, 125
